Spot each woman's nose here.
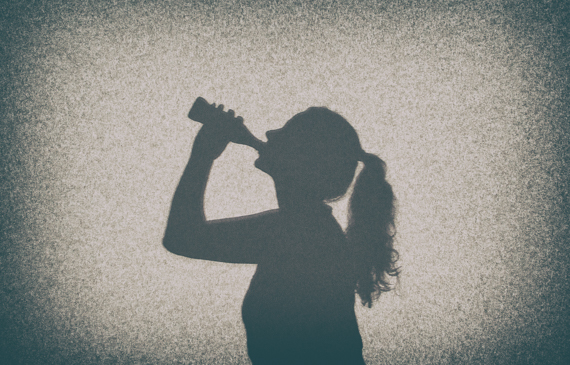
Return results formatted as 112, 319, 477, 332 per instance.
265, 129, 278, 140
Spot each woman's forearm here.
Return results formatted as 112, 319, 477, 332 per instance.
163, 117, 232, 255
163, 152, 214, 253
176, 153, 213, 223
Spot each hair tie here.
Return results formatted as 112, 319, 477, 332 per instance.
359, 152, 386, 169
358, 150, 370, 163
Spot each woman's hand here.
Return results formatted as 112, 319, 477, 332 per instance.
191, 105, 243, 161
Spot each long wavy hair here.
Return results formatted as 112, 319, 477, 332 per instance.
286, 107, 399, 308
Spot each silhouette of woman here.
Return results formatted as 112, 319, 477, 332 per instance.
163, 106, 399, 364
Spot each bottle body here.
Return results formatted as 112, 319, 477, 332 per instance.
188, 97, 265, 152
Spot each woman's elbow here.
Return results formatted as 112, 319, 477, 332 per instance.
162, 230, 188, 256
162, 230, 205, 259
162, 233, 178, 254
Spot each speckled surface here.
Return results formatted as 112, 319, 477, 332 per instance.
1, 0, 569, 364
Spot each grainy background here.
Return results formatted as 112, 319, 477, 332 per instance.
1, 0, 569, 364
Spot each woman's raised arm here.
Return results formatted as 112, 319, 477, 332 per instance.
163, 116, 277, 264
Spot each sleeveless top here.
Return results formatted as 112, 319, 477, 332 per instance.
241, 204, 366, 365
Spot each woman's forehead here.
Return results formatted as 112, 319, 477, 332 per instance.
277, 118, 304, 137
279, 108, 354, 146
282, 112, 322, 134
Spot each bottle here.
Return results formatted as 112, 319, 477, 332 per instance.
188, 97, 265, 152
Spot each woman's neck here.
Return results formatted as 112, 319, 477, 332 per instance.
275, 188, 328, 214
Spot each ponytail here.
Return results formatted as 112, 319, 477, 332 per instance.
347, 153, 399, 308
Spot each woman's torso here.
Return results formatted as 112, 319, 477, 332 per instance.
241, 206, 365, 364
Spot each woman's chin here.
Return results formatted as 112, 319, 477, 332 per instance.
254, 158, 269, 174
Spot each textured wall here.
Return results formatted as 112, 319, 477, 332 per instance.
1, 0, 569, 364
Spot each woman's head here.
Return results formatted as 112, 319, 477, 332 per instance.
256, 106, 399, 307
255, 107, 363, 201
